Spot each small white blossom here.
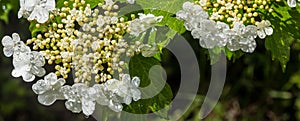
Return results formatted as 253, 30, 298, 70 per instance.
2, 33, 46, 81
18, 0, 35, 18
192, 20, 230, 49
129, 13, 163, 36
287, 0, 300, 7
1, 33, 21, 57
18, 0, 55, 23
102, 74, 141, 112
137, 44, 159, 57
105, 0, 114, 6
84, 6, 92, 16
32, 73, 65, 106
117, 74, 141, 104
210, 12, 220, 20
226, 22, 258, 53
199, 0, 207, 6
12, 51, 46, 82
61, 84, 88, 114
256, 20, 273, 39
96, 16, 105, 27
61, 83, 108, 116
225, 2, 234, 10
127, 0, 135, 4
176, 2, 208, 31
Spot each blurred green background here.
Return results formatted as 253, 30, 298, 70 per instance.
1, 0, 300, 121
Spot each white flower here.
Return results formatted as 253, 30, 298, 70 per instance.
12, 50, 46, 82
63, 16, 75, 28
2, 33, 22, 57
84, 6, 92, 16
127, 0, 135, 4
18, 0, 55, 23
226, 22, 258, 53
210, 12, 220, 20
18, 0, 35, 18
117, 74, 141, 104
61, 84, 88, 114
32, 73, 66, 106
176, 2, 208, 31
137, 44, 159, 57
96, 16, 105, 27
191, 20, 229, 49
256, 20, 273, 39
129, 13, 163, 36
61, 83, 108, 116
103, 79, 125, 112
105, 0, 114, 6
287, 0, 298, 7
225, 2, 234, 10
199, 0, 207, 6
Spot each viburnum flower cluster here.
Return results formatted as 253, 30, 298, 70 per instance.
176, 1, 274, 53
1, 0, 161, 116
1, 0, 295, 118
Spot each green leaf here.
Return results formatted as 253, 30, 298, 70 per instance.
135, 0, 192, 34
86, 0, 104, 8
265, 2, 300, 71
135, 0, 192, 14
265, 27, 290, 71
148, 28, 157, 45
124, 54, 173, 119
144, 9, 186, 34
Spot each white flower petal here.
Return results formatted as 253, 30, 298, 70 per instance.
31, 51, 45, 66
288, 0, 297, 7
241, 40, 256, 53
131, 77, 140, 87
32, 79, 50, 94
12, 33, 20, 42
108, 100, 122, 112
3, 47, 14, 57
22, 71, 35, 82
264, 27, 273, 36
127, 0, 135, 4
19, 0, 25, 8
123, 96, 132, 105
122, 74, 131, 83
45, 0, 56, 11
38, 92, 57, 106
18, 10, 24, 19
131, 89, 141, 101
24, 0, 37, 11
82, 98, 96, 116
36, 7, 50, 23
257, 29, 266, 39
11, 69, 22, 77
30, 66, 46, 77
45, 73, 58, 85
182, 2, 193, 11
65, 101, 82, 113
1, 36, 13, 47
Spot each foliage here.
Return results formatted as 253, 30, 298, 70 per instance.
264, 1, 300, 71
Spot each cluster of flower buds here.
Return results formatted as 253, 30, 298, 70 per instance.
1, 0, 162, 116
176, 1, 274, 53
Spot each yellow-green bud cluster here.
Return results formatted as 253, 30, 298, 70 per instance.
196, 0, 278, 26
26, 0, 135, 85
